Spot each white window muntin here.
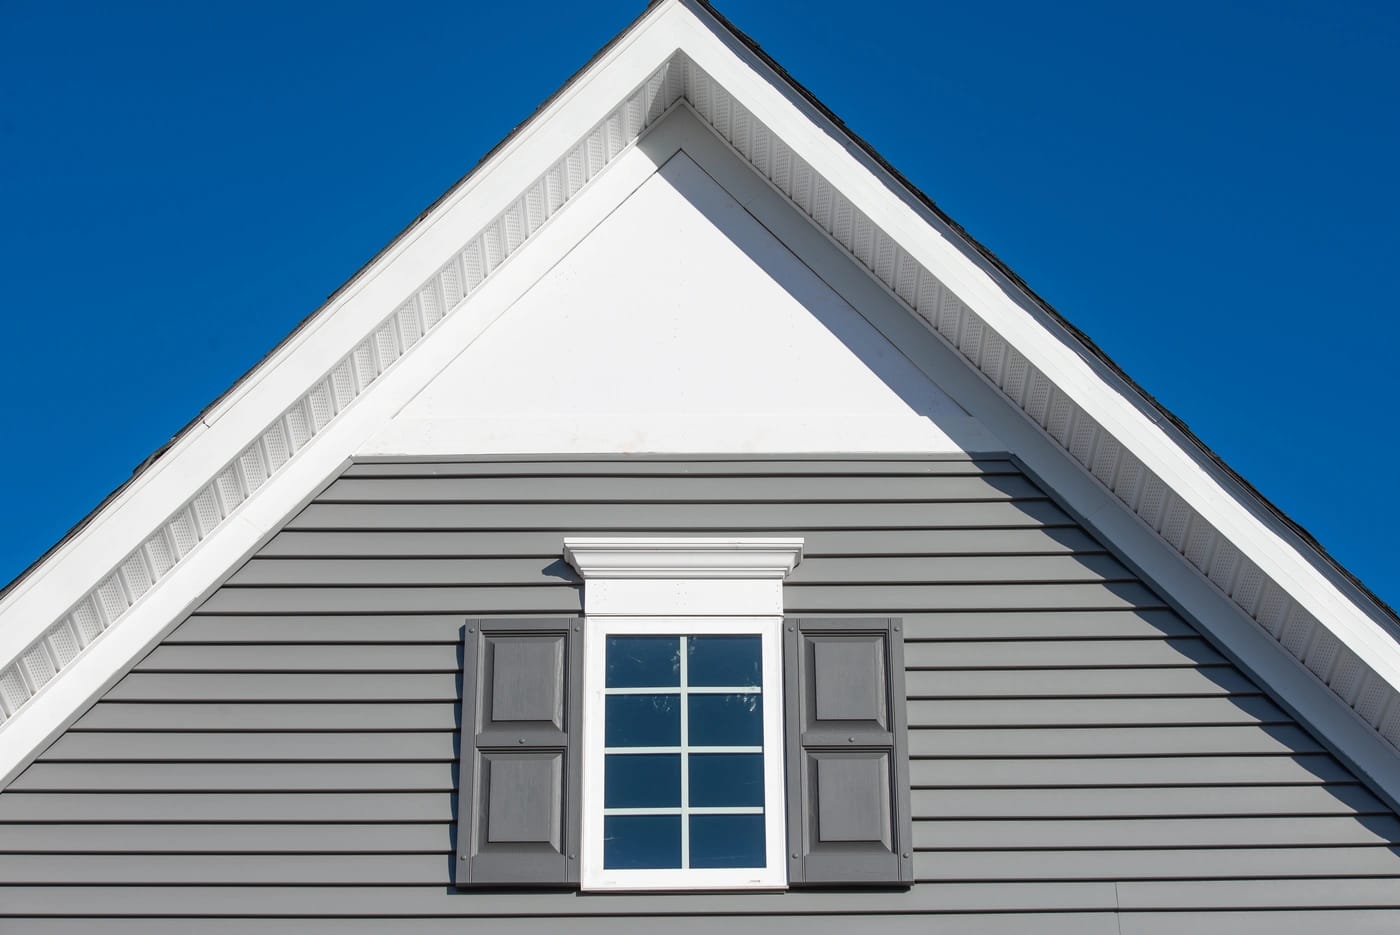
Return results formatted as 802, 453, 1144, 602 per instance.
580, 616, 786, 891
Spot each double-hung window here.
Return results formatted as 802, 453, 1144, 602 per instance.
453, 538, 912, 891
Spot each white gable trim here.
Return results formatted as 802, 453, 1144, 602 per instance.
1, 0, 1397, 799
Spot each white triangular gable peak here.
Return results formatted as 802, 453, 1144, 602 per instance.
1, 0, 1397, 803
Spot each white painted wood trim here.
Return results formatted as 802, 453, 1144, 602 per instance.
566, 537, 802, 617
565, 538, 804, 579
579, 616, 787, 891
584, 580, 785, 617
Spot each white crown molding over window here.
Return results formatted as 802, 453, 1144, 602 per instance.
564, 537, 804, 616
563, 538, 804, 579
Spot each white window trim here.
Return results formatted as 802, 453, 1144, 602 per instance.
565, 537, 803, 892
580, 616, 785, 891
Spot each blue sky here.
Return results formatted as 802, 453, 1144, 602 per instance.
1, 0, 1396, 611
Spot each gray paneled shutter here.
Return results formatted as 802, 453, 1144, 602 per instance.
455, 618, 582, 887
784, 617, 913, 885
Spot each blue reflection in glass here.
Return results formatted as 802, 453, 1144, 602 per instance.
606, 694, 680, 746
688, 693, 762, 746
605, 815, 682, 869
689, 753, 764, 807
605, 754, 680, 808
606, 637, 680, 688
688, 636, 761, 687
689, 814, 765, 868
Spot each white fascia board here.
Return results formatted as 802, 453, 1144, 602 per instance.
668, 3, 1400, 691
0, 142, 666, 785
0, 5, 690, 666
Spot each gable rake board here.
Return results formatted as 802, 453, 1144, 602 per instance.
2, 459, 1398, 933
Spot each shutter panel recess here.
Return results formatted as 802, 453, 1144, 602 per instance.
456, 618, 582, 887
785, 617, 912, 885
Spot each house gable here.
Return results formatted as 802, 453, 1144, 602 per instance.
0, 0, 1396, 840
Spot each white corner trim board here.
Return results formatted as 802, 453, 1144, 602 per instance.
2, 0, 1398, 794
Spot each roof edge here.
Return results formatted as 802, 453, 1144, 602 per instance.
680, 0, 1395, 628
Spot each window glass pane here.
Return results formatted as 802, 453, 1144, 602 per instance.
688, 693, 762, 746
688, 635, 762, 687
689, 814, 765, 869
688, 753, 764, 807
606, 694, 680, 746
605, 815, 682, 870
606, 636, 680, 688
604, 753, 681, 808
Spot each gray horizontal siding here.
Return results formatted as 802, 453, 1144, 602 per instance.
198, 582, 1161, 614
908, 667, 1260, 697
284, 500, 1074, 530
257, 527, 1106, 557
225, 553, 1134, 585
0, 915, 1126, 935
162, 608, 1193, 643
5, 881, 1400, 915
10, 912, 1400, 935
3, 457, 1397, 926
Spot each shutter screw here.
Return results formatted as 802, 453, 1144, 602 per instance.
518, 738, 525, 744
787, 626, 795, 632
791, 853, 799, 859
902, 852, 910, 859
574, 626, 580, 632
460, 856, 467, 861
893, 625, 899, 632
568, 855, 576, 860
847, 736, 855, 743
468, 628, 475, 634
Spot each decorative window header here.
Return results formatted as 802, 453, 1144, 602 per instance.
563, 538, 804, 617
563, 538, 804, 579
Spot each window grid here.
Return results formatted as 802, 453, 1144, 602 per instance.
602, 635, 764, 871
